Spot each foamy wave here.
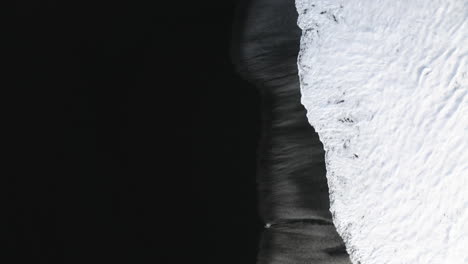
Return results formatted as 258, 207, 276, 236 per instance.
296, 1, 468, 263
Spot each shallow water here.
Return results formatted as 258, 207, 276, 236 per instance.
232, 0, 352, 262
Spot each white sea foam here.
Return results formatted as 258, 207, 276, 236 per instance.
296, 1, 468, 263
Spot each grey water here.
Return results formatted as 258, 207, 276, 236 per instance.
232, 0, 351, 263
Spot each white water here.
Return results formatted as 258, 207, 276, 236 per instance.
296, 1, 468, 263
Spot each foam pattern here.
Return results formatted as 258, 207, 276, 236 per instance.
296, 1, 468, 263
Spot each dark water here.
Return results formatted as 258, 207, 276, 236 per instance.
9, 0, 348, 263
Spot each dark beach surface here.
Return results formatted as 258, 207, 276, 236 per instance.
9, 0, 263, 263
9, 0, 348, 263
